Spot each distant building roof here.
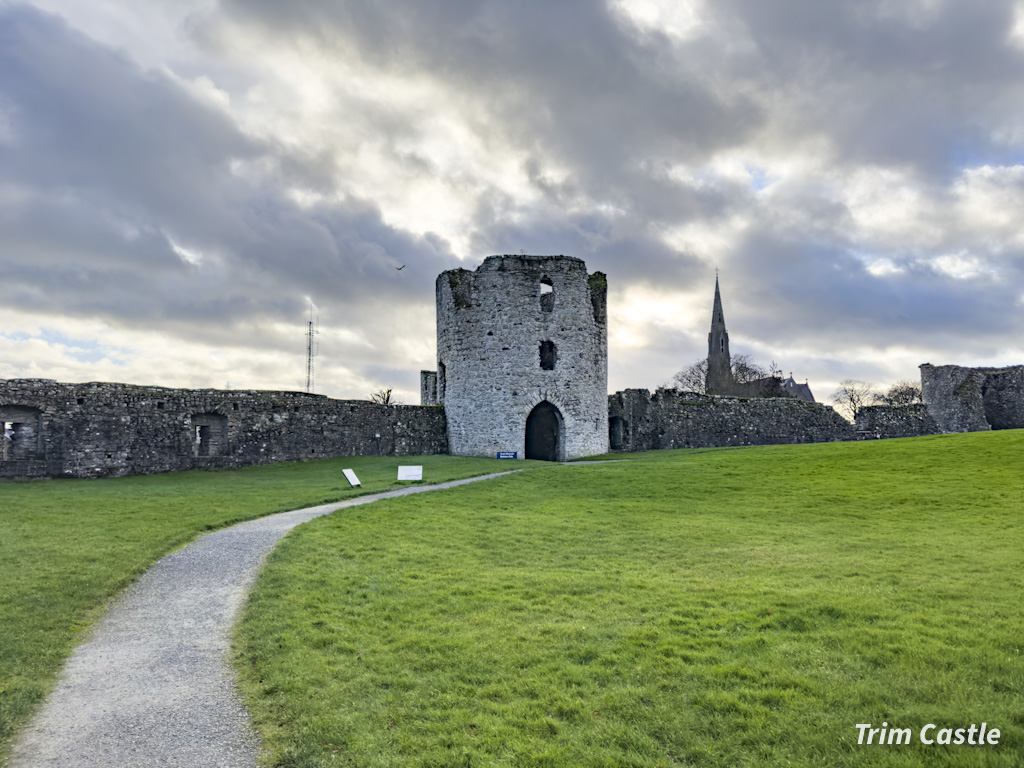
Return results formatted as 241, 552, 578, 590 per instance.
781, 377, 815, 402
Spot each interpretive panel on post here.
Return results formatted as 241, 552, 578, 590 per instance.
342, 468, 360, 487
397, 465, 423, 481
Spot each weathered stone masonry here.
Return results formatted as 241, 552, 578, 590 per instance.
608, 388, 856, 452
851, 404, 938, 440
434, 255, 609, 461
0, 379, 447, 479
604, 363, 1024, 455
921, 364, 1024, 433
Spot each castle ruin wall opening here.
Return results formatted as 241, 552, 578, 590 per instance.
539, 277, 555, 312
1, 406, 43, 461
525, 401, 563, 461
191, 413, 228, 457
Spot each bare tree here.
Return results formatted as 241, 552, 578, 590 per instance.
873, 381, 922, 407
370, 388, 400, 405
672, 358, 708, 393
672, 353, 773, 394
831, 379, 875, 421
731, 353, 768, 384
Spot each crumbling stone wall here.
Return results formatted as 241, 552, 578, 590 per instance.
977, 366, 1024, 430
920, 364, 1024, 433
608, 388, 855, 452
853, 404, 939, 439
0, 379, 448, 479
435, 255, 608, 460
420, 371, 438, 406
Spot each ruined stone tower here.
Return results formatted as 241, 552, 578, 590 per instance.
430, 255, 608, 461
706, 275, 734, 395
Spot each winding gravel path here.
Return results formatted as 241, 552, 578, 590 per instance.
10, 471, 518, 768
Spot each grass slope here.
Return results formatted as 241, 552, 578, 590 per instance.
235, 432, 1024, 767
0, 454, 514, 758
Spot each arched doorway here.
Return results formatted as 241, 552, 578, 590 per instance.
525, 401, 562, 461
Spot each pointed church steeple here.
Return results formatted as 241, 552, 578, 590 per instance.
706, 274, 733, 394
711, 274, 726, 329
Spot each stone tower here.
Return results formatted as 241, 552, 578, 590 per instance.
432, 255, 608, 461
706, 275, 734, 394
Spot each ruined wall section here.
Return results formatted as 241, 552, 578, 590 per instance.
0, 379, 448, 479
978, 366, 1024, 429
853, 404, 939, 439
919, 364, 990, 433
436, 255, 608, 459
420, 371, 438, 406
608, 388, 855, 452
919, 364, 1024, 433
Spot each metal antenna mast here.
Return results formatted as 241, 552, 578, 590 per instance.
305, 304, 319, 393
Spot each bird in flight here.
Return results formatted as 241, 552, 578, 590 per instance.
396, 265, 406, 270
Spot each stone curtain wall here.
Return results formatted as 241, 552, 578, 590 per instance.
607, 364, 1024, 454
853, 404, 939, 439
435, 255, 609, 460
7, 363, 1018, 479
920, 364, 1024, 433
608, 389, 856, 452
0, 379, 448, 479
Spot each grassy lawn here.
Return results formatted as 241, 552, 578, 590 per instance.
0, 454, 515, 759
234, 432, 1024, 767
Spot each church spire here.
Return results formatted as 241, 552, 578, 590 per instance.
711, 273, 726, 329
706, 274, 733, 394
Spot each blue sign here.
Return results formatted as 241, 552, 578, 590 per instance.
496, 451, 518, 459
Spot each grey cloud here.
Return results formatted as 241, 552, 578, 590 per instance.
726, 226, 1024, 354
0, 4, 456, 353
213, 0, 1024, 193
709, 0, 1024, 176
213, 0, 762, 182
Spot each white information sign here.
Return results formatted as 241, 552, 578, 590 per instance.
397, 465, 423, 481
342, 469, 361, 487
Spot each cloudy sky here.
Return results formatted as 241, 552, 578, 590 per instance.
2, 0, 1023, 405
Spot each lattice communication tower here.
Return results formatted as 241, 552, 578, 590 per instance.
305, 306, 319, 393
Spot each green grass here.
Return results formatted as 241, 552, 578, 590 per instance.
0, 454, 516, 759
234, 432, 1024, 767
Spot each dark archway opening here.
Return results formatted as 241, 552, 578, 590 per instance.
609, 415, 626, 451
525, 401, 562, 461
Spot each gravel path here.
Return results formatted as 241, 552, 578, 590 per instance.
9, 471, 518, 768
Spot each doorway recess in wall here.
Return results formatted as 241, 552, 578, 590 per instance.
525, 401, 562, 461
190, 413, 228, 457
1, 406, 43, 460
